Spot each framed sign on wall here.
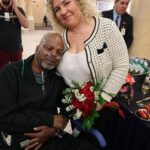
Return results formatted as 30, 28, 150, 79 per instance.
96, 0, 114, 12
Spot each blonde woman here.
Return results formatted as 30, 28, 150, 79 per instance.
47, 0, 129, 108
46, 0, 129, 149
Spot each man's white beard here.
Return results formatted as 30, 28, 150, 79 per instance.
41, 62, 55, 70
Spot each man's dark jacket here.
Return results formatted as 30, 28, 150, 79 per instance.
0, 55, 67, 149
102, 9, 133, 48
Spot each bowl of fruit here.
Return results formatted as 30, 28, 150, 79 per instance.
135, 102, 150, 121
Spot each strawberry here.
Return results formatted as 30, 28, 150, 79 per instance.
137, 109, 147, 119
144, 103, 150, 113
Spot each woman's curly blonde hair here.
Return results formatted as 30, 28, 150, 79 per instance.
46, 0, 100, 33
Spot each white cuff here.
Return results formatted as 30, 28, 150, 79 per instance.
101, 92, 112, 102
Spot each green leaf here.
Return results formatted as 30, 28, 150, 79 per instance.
109, 106, 117, 111
98, 95, 106, 105
92, 111, 99, 118
82, 111, 99, 130
72, 81, 80, 88
83, 118, 93, 130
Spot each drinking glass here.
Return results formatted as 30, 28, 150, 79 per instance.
142, 76, 150, 98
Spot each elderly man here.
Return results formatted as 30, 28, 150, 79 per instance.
0, 33, 99, 150
102, 0, 133, 49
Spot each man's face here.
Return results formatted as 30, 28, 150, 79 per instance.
114, 0, 129, 15
36, 35, 64, 70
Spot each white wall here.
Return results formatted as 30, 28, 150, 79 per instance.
129, 0, 150, 59
32, 0, 45, 26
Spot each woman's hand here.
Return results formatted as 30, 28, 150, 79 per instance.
24, 125, 57, 150
96, 102, 104, 111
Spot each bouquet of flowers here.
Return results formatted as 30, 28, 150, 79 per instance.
62, 81, 125, 130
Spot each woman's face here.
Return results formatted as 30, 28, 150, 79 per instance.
51, 0, 82, 28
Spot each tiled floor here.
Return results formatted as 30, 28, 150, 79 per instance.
22, 29, 72, 133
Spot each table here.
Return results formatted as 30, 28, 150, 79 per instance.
94, 82, 150, 150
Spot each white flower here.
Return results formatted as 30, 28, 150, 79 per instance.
79, 81, 86, 88
94, 91, 100, 101
73, 109, 82, 119
66, 105, 74, 112
90, 86, 94, 92
78, 94, 86, 102
74, 90, 86, 102
64, 88, 73, 94
62, 95, 72, 104
74, 89, 80, 97
62, 98, 68, 104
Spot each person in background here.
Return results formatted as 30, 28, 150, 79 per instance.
0, 0, 29, 69
0, 32, 99, 150
43, 15, 48, 27
102, 0, 133, 49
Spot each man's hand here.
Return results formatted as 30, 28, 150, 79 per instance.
24, 125, 57, 150
53, 114, 68, 130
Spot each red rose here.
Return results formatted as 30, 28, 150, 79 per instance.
72, 99, 83, 109
82, 110, 90, 117
80, 82, 93, 94
85, 91, 95, 103
81, 102, 95, 117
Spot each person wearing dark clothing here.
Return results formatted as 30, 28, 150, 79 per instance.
43, 15, 48, 27
0, 0, 29, 69
102, 0, 133, 49
0, 32, 99, 150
